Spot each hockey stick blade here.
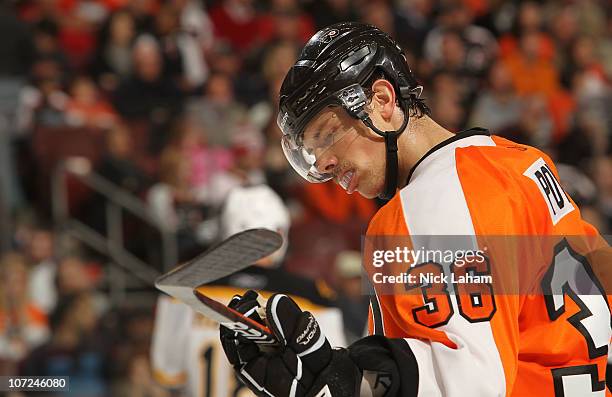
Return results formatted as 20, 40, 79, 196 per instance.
156, 228, 282, 286
155, 228, 282, 344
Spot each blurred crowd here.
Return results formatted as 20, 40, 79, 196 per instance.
0, 0, 610, 395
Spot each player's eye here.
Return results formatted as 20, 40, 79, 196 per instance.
321, 128, 338, 147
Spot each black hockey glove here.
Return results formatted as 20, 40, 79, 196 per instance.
220, 290, 362, 397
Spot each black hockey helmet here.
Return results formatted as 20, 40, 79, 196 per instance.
277, 22, 423, 199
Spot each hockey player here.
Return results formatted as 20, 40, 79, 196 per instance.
219, 23, 612, 396
152, 185, 345, 397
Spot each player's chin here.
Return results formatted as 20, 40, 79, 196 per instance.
357, 182, 380, 199
368, 181, 391, 199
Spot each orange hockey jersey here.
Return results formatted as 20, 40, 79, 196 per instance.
364, 128, 611, 396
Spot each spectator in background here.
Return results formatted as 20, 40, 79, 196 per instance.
499, 1, 555, 62
359, 0, 427, 63
261, 40, 298, 85
499, 95, 553, 148
0, 253, 49, 371
557, 163, 604, 232
258, 0, 315, 46
552, 5, 580, 86
431, 30, 480, 102
249, 41, 298, 128
147, 149, 209, 259
393, 0, 433, 56
113, 35, 183, 123
240, 0, 312, 104
64, 76, 118, 128
113, 352, 169, 397
503, 30, 560, 98
568, 36, 607, 91
91, 10, 136, 92
17, 16, 71, 131
568, 0, 607, 38
96, 123, 149, 194
31, 19, 71, 81
360, 0, 396, 41
120, 308, 156, 356
333, 250, 368, 344
56, 257, 108, 315
17, 75, 68, 130
205, 125, 267, 208
56, 256, 97, 293
185, 72, 247, 147
207, 41, 242, 77
568, 39, 611, 133
98, 306, 155, 393
209, 0, 263, 53
83, 123, 150, 233
143, 115, 260, 214
120, 0, 156, 33
161, 0, 211, 91
152, 4, 184, 83
110, 305, 162, 397
49, 0, 109, 70
166, 114, 233, 196
557, 111, 608, 169
172, 0, 214, 75
428, 72, 465, 132
21, 292, 109, 397
469, 61, 522, 133
25, 227, 58, 314
149, 1, 208, 93
438, 30, 468, 75
423, 3, 497, 80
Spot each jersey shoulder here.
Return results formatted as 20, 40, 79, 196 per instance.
456, 135, 581, 233
369, 130, 580, 236
460, 134, 556, 177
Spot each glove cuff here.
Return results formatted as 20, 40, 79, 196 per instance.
306, 348, 361, 397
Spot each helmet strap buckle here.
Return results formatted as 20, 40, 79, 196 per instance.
339, 84, 368, 119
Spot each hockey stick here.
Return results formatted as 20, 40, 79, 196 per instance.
155, 228, 283, 345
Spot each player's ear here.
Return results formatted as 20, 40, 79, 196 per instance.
370, 79, 397, 121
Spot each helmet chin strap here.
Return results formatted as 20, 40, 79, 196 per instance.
359, 99, 410, 200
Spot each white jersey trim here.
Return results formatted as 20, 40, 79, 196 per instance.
398, 134, 507, 396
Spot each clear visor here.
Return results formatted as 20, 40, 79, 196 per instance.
280, 120, 352, 183
281, 134, 330, 182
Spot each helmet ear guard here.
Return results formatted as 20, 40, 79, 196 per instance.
338, 84, 369, 120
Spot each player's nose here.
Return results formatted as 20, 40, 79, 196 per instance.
315, 152, 338, 175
